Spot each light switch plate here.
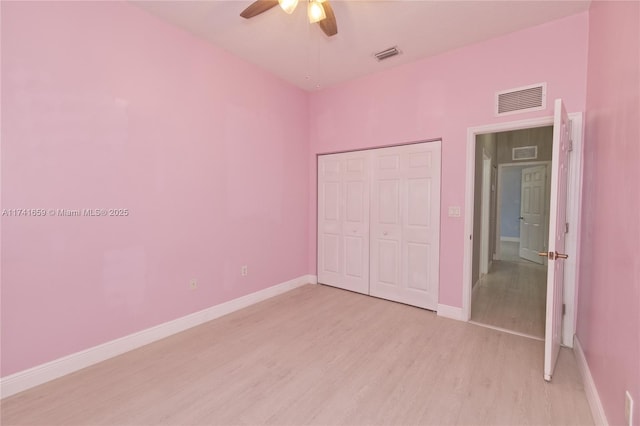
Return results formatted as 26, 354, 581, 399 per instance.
448, 206, 461, 217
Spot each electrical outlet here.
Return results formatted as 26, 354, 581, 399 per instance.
190, 279, 197, 290
241, 265, 248, 276
625, 391, 634, 426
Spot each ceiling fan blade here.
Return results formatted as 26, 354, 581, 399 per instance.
240, 0, 279, 19
318, 1, 338, 36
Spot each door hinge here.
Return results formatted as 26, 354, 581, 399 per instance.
565, 222, 569, 234
562, 303, 566, 316
568, 120, 574, 151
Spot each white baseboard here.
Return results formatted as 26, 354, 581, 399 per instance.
500, 236, 520, 242
437, 304, 465, 321
574, 336, 608, 426
0, 275, 316, 399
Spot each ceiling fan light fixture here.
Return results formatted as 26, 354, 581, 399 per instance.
239, 0, 337, 37
308, 0, 326, 23
279, 0, 299, 14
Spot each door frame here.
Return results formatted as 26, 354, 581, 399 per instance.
462, 113, 583, 347
479, 151, 492, 275
495, 161, 551, 262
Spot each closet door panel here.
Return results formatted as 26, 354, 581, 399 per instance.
317, 152, 370, 294
371, 150, 402, 295
407, 242, 430, 291
318, 156, 344, 286
377, 239, 400, 286
318, 142, 440, 309
401, 145, 440, 309
370, 142, 441, 310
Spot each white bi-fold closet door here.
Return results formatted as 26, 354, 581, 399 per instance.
317, 150, 371, 294
317, 141, 441, 310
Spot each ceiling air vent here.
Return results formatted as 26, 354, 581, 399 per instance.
375, 46, 401, 61
495, 83, 546, 116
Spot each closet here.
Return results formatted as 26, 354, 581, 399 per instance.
317, 141, 441, 310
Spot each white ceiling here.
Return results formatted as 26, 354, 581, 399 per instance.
132, 0, 590, 91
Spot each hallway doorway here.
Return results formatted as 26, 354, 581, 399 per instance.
464, 108, 584, 381
470, 126, 553, 339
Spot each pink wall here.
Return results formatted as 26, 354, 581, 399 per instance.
0, 2, 309, 377
577, 2, 640, 425
308, 13, 589, 307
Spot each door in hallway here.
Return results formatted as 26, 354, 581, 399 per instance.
519, 165, 547, 264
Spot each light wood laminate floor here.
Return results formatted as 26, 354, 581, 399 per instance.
498, 241, 523, 262
471, 260, 547, 338
2, 284, 591, 426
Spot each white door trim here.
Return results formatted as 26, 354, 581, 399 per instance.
463, 113, 583, 347
479, 152, 491, 275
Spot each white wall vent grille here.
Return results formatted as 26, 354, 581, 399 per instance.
495, 83, 546, 116
512, 146, 538, 161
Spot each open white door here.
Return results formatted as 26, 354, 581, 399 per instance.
519, 165, 547, 264
543, 99, 571, 381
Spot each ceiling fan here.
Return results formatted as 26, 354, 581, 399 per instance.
240, 0, 338, 37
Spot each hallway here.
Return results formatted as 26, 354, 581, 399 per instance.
470, 253, 547, 338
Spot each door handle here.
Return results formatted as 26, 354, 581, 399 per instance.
538, 251, 553, 259
519, 216, 525, 220
538, 251, 569, 260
